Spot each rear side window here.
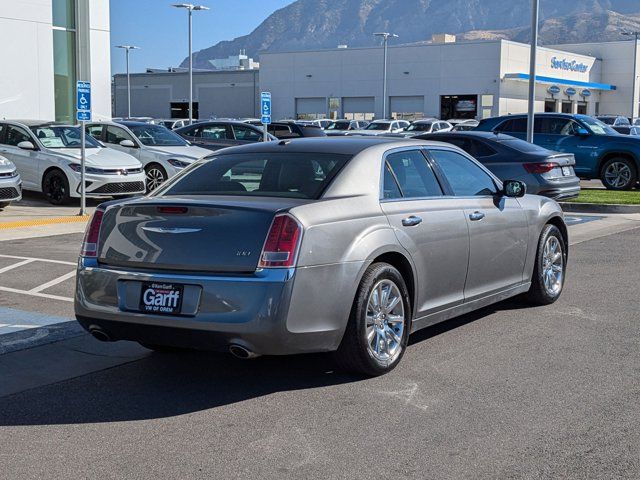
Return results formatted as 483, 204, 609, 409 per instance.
4, 126, 31, 146
157, 153, 351, 199
430, 149, 497, 196
232, 125, 262, 141
468, 139, 497, 158
384, 150, 443, 199
496, 118, 527, 133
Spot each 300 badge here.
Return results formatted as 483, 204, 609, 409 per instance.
139, 282, 184, 315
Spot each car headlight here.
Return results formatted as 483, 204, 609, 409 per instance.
167, 159, 191, 169
68, 163, 105, 175
0, 157, 10, 167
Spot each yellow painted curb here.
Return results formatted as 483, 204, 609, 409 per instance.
0, 216, 89, 230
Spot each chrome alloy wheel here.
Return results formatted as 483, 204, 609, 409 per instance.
146, 167, 166, 192
542, 236, 564, 296
365, 279, 405, 364
604, 161, 632, 188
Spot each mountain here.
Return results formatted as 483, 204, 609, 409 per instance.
183, 0, 640, 69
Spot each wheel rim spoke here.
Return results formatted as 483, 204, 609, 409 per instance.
366, 279, 405, 364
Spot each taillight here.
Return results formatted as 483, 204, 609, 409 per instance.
258, 214, 302, 268
523, 162, 559, 174
157, 206, 188, 214
81, 209, 105, 257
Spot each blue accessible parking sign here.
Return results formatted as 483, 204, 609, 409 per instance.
76, 81, 91, 121
261, 92, 271, 125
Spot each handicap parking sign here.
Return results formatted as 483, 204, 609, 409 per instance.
76, 81, 91, 121
261, 92, 271, 124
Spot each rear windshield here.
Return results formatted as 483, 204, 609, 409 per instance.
497, 137, 550, 153
366, 122, 390, 130
156, 152, 351, 199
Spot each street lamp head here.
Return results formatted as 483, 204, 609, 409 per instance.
116, 45, 140, 50
373, 32, 399, 39
171, 3, 209, 10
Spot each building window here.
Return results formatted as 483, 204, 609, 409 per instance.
545, 100, 556, 113
440, 95, 477, 120
561, 101, 572, 114
52, 0, 76, 123
171, 102, 199, 119
577, 102, 587, 115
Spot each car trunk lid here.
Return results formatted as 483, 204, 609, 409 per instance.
97, 197, 309, 273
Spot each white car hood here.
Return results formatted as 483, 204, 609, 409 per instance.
143, 145, 210, 161
51, 147, 141, 168
347, 129, 389, 136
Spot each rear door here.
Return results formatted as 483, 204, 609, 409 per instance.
379, 148, 469, 317
428, 148, 528, 300
196, 124, 235, 150
0, 124, 40, 188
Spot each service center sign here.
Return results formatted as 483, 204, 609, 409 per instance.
550, 56, 589, 73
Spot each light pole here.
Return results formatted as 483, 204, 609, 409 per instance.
622, 31, 640, 119
526, 0, 539, 143
172, 3, 209, 125
115, 45, 140, 119
374, 32, 398, 120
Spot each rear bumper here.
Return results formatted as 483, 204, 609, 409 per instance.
74, 258, 360, 355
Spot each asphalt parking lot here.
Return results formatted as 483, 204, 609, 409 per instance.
0, 206, 639, 478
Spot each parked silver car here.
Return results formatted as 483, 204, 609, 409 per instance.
0, 154, 22, 209
75, 138, 568, 376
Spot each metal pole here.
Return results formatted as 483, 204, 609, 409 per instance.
382, 37, 388, 119
126, 48, 131, 118
263, 123, 268, 142
80, 120, 86, 216
527, 0, 539, 143
188, 8, 193, 125
632, 33, 639, 119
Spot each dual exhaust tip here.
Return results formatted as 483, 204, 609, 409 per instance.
89, 327, 259, 360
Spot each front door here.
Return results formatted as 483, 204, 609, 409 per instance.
380, 149, 469, 317
102, 125, 141, 161
0, 124, 40, 189
428, 148, 528, 300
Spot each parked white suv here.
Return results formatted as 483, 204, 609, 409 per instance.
346, 119, 410, 136
0, 121, 145, 205
85, 121, 211, 191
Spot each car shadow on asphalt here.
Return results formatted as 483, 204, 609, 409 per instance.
0, 299, 528, 426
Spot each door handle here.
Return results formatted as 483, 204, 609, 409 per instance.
469, 211, 485, 221
402, 215, 423, 227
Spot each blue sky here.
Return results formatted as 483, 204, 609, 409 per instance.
109, 0, 293, 74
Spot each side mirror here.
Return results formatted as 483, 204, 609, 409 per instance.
503, 180, 526, 198
119, 139, 136, 148
575, 127, 590, 136
17, 141, 36, 151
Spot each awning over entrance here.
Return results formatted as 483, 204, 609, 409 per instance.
504, 73, 616, 91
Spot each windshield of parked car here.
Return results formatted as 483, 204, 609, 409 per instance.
128, 124, 189, 146
155, 152, 351, 199
580, 116, 619, 135
596, 117, 615, 125
405, 122, 433, 132
31, 126, 101, 149
326, 121, 350, 130
365, 122, 391, 131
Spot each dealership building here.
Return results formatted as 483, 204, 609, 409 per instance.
114, 37, 639, 122
0, 0, 112, 122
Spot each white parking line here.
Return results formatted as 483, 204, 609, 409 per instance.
0, 259, 36, 274
28, 270, 76, 294
0, 286, 73, 303
0, 254, 76, 266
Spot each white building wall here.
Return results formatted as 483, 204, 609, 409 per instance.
551, 41, 638, 117
0, 0, 110, 121
0, 0, 56, 120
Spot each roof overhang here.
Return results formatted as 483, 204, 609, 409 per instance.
504, 73, 616, 91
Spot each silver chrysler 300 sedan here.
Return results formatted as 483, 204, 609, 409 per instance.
75, 137, 568, 376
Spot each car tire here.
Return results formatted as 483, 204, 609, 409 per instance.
524, 224, 566, 306
42, 169, 71, 205
145, 163, 168, 192
333, 262, 411, 376
600, 157, 638, 190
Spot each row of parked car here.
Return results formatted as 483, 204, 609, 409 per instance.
1, 111, 638, 210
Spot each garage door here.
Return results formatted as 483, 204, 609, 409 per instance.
295, 98, 327, 119
390, 96, 424, 121
343, 97, 375, 121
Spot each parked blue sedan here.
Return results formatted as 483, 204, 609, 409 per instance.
475, 113, 640, 190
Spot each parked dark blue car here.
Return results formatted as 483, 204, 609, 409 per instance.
475, 113, 640, 190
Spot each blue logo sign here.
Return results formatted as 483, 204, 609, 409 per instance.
550, 57, 589, 73
547, 85, 561, 95
76, 81, 91, 121
261, 92, 271, 124
565, 87, 577, 97
581, 89, 592, 98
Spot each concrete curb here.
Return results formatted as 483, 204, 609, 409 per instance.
560, 202, 640, 214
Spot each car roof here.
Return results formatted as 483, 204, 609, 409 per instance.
421, 131, 511, 140
210, 136, 447, 156
1, 120, 62, 127
118, 121, 154, 127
